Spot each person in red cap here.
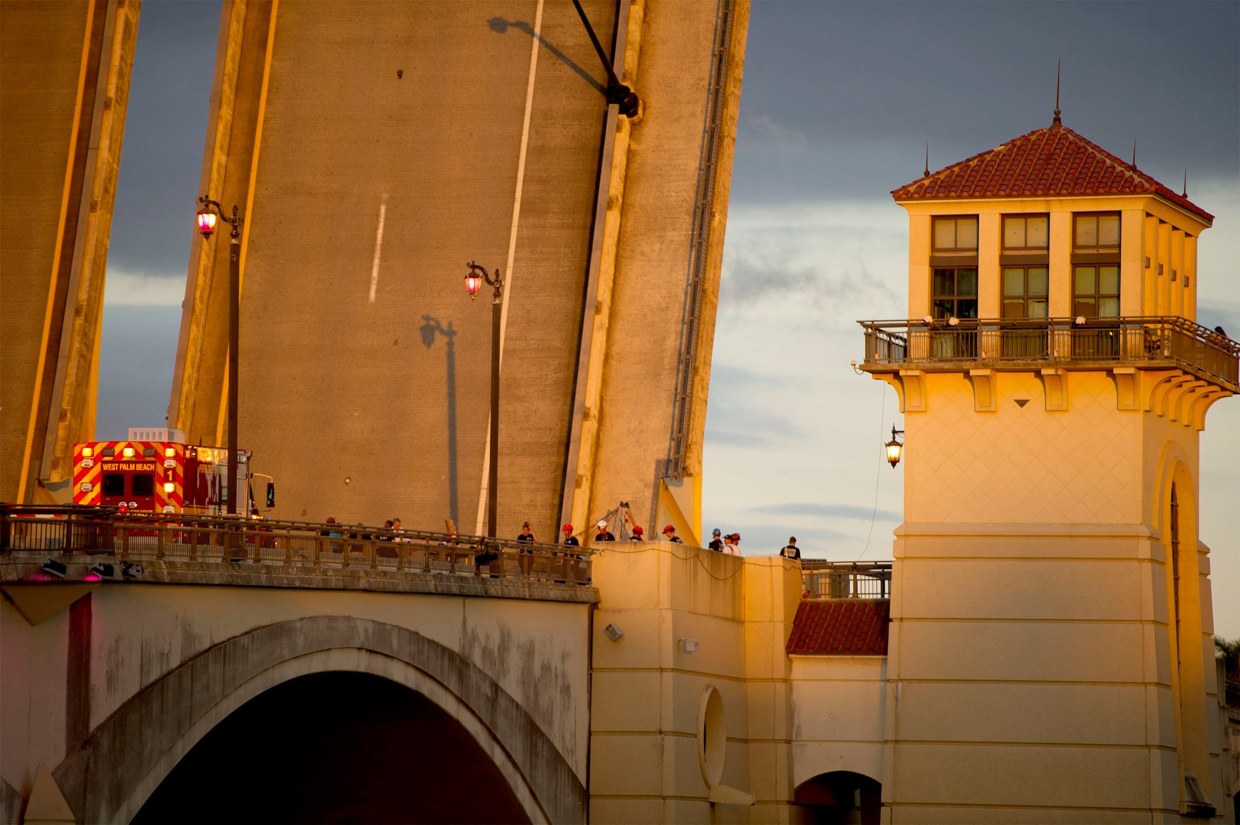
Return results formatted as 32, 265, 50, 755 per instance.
662, 524, 683, 543
723, 532, 741, 555
628, 525, 644, 541
561, 523, 580, 547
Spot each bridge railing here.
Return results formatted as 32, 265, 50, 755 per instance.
800, 561, 891, 600
0, 505, 593, 586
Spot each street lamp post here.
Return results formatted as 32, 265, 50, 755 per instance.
464, 261, 504, 539
196, 196, 244, 516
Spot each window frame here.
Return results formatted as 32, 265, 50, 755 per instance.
1002, 214, 1049, 253
932, 266, 979, 321
1072, 263, 1120, 319
932, 216, 979, 253
1001, 265, 1049, 321
1073, 212, 1121, 255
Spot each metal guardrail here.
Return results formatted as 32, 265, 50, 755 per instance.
0, 505, 593, 586
859, 316, 1240, 391
801, 561, 891, 600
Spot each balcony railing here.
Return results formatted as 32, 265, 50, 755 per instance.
0, 505, 593, 587
801, 561, 891, 600
859, 316, 1239, 392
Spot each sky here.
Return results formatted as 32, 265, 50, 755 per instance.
100, 1, 1238, 636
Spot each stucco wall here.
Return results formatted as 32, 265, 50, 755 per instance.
589, 541, 802, 824
0, 580, 593, 823
789, 656, 885, 788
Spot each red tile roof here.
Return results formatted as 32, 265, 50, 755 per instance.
891, 120, 1213, 224
786, 600, 889, 656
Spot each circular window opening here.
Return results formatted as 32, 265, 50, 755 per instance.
698, 685, 725, 787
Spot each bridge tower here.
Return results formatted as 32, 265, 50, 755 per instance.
0, 0, 139, 505
861, 115, 1236, 821
169, 0, 748, 543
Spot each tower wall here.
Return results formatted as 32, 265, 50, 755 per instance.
878, 157, 1230, 820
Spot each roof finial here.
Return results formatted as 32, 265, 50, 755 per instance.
1131, 139, 1137, 168
1052, 59, 1062, 126
1182, 168, 1188, 198
924, 143, 930, 178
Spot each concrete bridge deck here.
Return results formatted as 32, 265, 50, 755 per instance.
2, 507, 597, 824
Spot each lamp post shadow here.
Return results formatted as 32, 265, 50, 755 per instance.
420, 315, 459, 528
486, 17, 606, 96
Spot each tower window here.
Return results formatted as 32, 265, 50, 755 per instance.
1003, 215, 1049, 250
933, 216, 978, 252
1073, 265, 1120, 318
1002, 267, 1048, 320
932, 268, 978, 320
1073, 213, 1120, 252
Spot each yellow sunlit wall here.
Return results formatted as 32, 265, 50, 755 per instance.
880, 189, 1228, 822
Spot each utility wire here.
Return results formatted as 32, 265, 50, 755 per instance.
856, 386, 886, 561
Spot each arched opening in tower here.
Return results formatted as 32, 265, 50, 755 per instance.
131, 671, 531, 824
792, 770, 881, 825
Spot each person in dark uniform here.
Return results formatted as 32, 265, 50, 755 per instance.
594, 520, 616, 542
561, 523, 580, 547
516, 521, 536, 578
628, 525, 644, 541
662, 524, 683, 543
780, 536, 801, 560
708, 528, 723, 552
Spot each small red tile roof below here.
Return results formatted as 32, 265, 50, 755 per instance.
786, 600, 890, 656
891, 121, 1213, 224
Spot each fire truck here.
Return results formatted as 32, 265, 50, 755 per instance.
72, 428, 272, 516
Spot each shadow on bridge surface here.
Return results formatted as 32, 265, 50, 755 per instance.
132, 671, 530, 824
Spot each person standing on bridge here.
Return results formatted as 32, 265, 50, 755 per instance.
517, 521, 536, 578
708, 528, 723, 552
662, 524, 683, 543
561, 523, 580, 547
780, 536, 801, 560
594, 520, 615, 542
628, 525, 644, 541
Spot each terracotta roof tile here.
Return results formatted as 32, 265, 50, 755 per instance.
892, 122, 1213, 224
786, 600, 889, 656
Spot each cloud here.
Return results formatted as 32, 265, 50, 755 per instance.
748, 501, 902, 523
104, 267, 186, 306
743, 113, 811, 150
704, 401, 805, 449
721, 251, 900, 317
717, 200, 906, 322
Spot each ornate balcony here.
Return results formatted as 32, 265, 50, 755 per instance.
859, 316, 1239, 393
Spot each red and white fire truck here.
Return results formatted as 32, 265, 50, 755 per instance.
72, 428, 270, 516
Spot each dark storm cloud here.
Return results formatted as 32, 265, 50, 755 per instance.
108, 1, 221, 275
735, 1, 1239, 203
96, 305, 182, 439
749, 501, 901, 523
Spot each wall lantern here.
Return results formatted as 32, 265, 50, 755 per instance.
885, 425, 905, 468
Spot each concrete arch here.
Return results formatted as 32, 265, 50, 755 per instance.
52, 616, 586, 824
